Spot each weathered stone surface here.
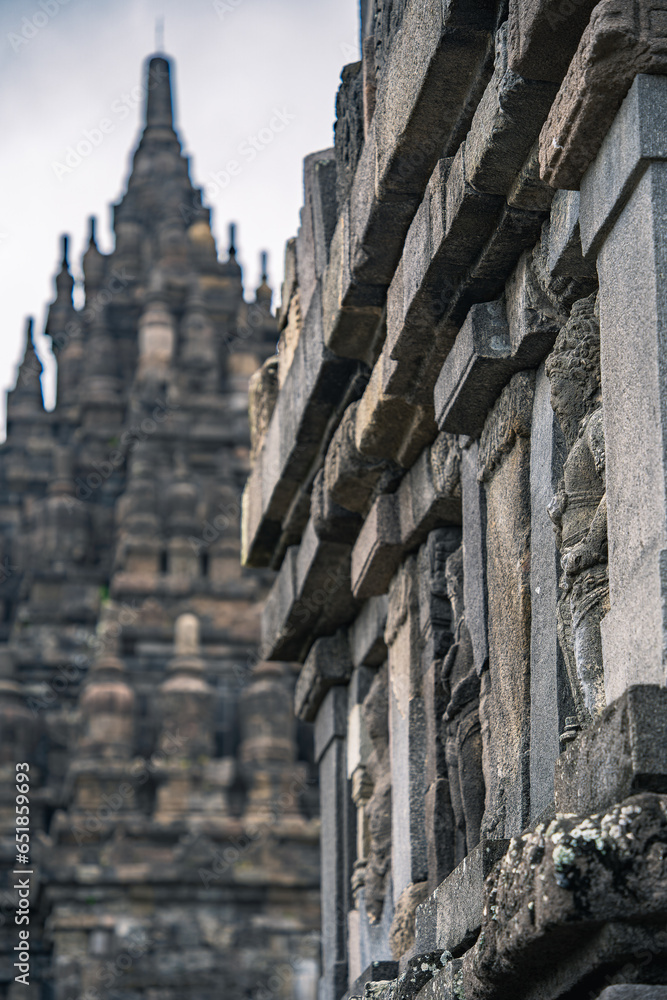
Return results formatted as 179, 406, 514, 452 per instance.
546, 294, 608, 721
295, 630, 354, 723
351, 495, 403, 601
351, 434, 462, 600
261, 516, 358, 661
248, 355, 278, 461
355, 349, 438, 466
336, 62, 365, 210
386, 151, 503, 386
311, 467, 364, 545
242, 284, 366, 567
579, 73, 667, 258
540, 0, 667, 190
529, 364, 568, 822
465, 22, 558, 196
464, 794, 667, 1000
577, 76, 667, 704
322, 200, 390, 362
597, 989, 667, 1000
434, 301, 515, 437
349, 595, 389, 668
554, 685, 667, 816
386, 558, 428, 897
507, 0, 599, 84
314, 683, 348, 763
325, 400, 402, 516
479, 372, 534, 840
431, 839, 510, 956
388, 881, 429, 960
297, 148, 338, 323
460, 441, 488, 677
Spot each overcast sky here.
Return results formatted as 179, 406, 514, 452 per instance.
0, 0, 359, 427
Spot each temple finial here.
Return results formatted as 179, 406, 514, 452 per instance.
144, 54, 173, 129
61, 235, 69, 268
228, 222, 237, 259
88, 216, 97, 245
260, 250, 268, 282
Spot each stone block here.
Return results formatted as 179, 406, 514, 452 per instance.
373, 0, 495, 199
597, 990, 667, 1000
311, 468, 363, 546
322, 203, 387, 362
261, 517, 358, 661
416, 959, 463, 1000
505, 249, 563, 358
242, 283, 365, 567
580, 74, 667, 258
434, 301, 514, 437
507, 140, 555, 211
554, 685, 667, 816
465, 23, 558, 197
433, 840, 509, 955
507, 0, 598, 84
460, 443, 488, 676
278, 236, 298, 331
463, 794, 667, 1000
351, 495, 402, 601
314, 684, 349, 764
324, 401, 402, 517
350, 434, 462, 601
354, 356, 435, 465
529, 364, 567, 822
546, 188, 597, 281
343, 962, 399, 1000
386, 151, 503, 381
540, 1, 667, 190
578, 82, 667, 700
295, 630, 354, 723
478, 374, 534, 839
297, 148, 338, 320
413, 890, 437, 955
349, 595, 389, 668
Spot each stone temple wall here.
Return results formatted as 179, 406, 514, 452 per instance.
242, 2, 667, 998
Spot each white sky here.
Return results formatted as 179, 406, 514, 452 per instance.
0, 0, 359, 427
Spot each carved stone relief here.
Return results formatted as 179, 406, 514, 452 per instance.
545, 293, 608, 721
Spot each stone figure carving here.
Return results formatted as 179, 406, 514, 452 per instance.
545, 293, 608, 720
361, 663, 392, 923
440, 545, 484, 866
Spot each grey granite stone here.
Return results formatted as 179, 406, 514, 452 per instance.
315, 684, 349, 764
433, 840, 509, 955
296, 630, 354, 723
460, 443, 488, 676
554, 685, 667, 815
465, 23, 558, 197
580, 75, 667, 259
507, 0, 599, 84
349, 596, 389, 668
529, 364, 567, 822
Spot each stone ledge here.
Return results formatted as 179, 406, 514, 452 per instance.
554, 684, 667, 816
260, 516, 359, 662
426, 839, 509, 957
241, 283, 366, 569
350, 436, 462, 600
295, 630, 353, 723
540, 1, 667, 191
579, 74, 667, 259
